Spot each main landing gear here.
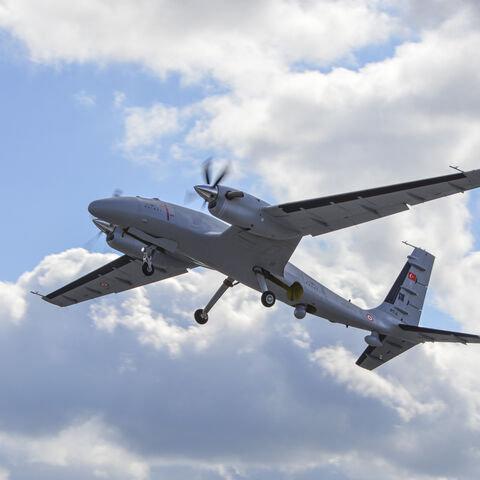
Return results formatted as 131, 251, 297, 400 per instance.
194, 277, 237, 325
141, 246, 155, 276
193, 268, 277, 325
253, 266, 276, 308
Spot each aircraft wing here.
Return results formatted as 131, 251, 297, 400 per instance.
43, 254, 192, 307
356, 334, 418, 371
356, 325, 480, 370
264, 169, 480, 237
398, 324, 480, 344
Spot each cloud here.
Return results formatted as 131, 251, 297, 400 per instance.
186, 12, 480, 196
0, 281, 26, 323
310, 345, 444, 421
0, 0, 400, 84
402, 0, 480, 27
121, 104, 181, 149
73, 90, 96, 107
117, 102, 185, 163
0, 417, 148, 480
113, 91, 126, 108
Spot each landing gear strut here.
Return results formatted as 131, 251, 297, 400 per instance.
253, 266, 276, 308
141, 246, 155, 276
194, 277, 236, 325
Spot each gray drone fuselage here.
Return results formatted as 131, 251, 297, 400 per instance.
89, 194, 394, 336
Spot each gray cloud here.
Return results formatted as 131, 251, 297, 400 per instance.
402, 0, 480, 27
0, 248, 480, 478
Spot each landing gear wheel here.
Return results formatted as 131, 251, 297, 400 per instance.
261, 290, 276, 308
142, 262, 154, 276
194, 309, 209, 325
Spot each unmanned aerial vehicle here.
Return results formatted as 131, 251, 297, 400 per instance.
41, 164, 480, 370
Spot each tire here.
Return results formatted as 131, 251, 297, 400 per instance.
194, 309, 208, 325
261, 290, 276, 308
142, 262, 154, 276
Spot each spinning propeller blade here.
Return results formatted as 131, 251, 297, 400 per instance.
212, 164, 229, 187
203, 157, 212, 185
184, 190, 198, 205
83, 231, 103, 250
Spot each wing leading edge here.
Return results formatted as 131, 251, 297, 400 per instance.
264, 169, 480, 237
43, 254, 193, 307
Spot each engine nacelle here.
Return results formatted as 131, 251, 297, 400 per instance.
364, 333, 383, 348
107, 227, 190, 273
208, 185, 298, 239
107, 227, 146, 258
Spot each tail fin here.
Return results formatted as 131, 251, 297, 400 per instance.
376, 247, 435, 326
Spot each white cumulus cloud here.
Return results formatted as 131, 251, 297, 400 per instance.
0, 418, 149, 480
73, 90, 96, 107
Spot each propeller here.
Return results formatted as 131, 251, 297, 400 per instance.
83, 230, 103, 250
193, 158, 230, 208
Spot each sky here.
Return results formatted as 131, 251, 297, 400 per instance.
2, 0, 480, 478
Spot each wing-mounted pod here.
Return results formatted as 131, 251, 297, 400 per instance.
107, 226, 147, 258
208, 185, 300, 240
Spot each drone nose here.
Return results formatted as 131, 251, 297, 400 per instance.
88, 199, 111, 218
88, 197, 139, 226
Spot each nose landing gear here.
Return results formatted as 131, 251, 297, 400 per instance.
141, 246, 155, 276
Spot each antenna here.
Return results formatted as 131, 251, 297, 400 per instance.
402, 240, 420, 249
